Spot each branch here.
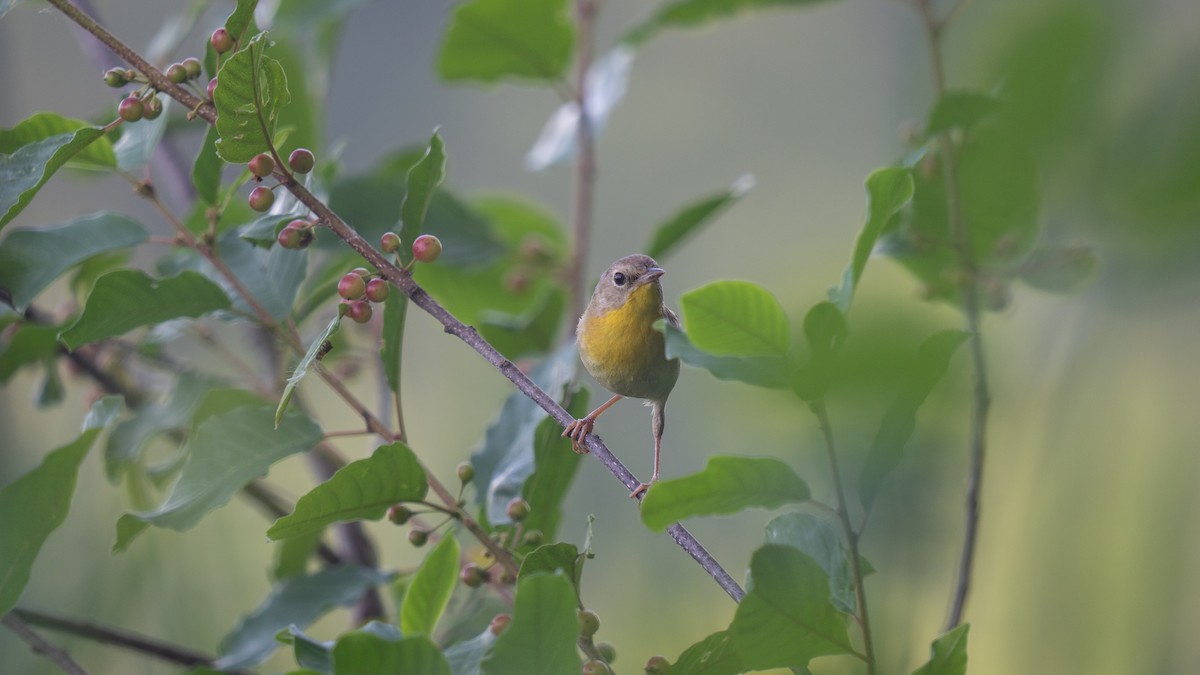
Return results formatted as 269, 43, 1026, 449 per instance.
913, 0, 992, 631
567, 0, 598, 325
45, 0, 744, 603
2, 613, 90, 675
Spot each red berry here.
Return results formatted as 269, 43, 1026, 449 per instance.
288, 148, 315, 174
166, 63, 187, 84
248, 186, 275, 212
182, 57, 202, 80
346, 300, 373, 324
103, 68, 128, 88
248, 153, 275, 178
489, 614, 511, 636
380, 231, 401, 254
206, 77, 218, 100
211, 27, 234, 54
142, 95, 163, 120
277, 226, 301, 249
365, 278, 389, 303
118, 96, 144, 122
337, 273, 366, 300
411, 234, 442, 263
460, 563, 486, 588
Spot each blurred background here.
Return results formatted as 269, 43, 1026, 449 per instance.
2, 0, 1199, 673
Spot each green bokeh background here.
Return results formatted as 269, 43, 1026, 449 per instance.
2, 0, 1198, 673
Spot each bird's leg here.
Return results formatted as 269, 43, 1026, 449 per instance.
631, 402, 666, 499
562, 394, 622, 453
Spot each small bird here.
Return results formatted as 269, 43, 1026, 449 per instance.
564, 254, 681, 498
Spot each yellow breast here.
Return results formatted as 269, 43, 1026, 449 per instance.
577, 284, 679, 402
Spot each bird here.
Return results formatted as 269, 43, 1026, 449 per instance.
563, 254, 681, 499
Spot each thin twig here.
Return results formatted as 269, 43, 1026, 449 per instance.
3, 613, 90, 675
914, 0, 992, 631
567, 0, 599, 326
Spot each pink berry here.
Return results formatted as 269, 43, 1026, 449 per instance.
337, 273, 366, 300
411, 234, 442, 263
277, 226, 301, 249
365, 278, 390, 303
248, 186, 274, 212
380, 231, 401, 254
118, 96, 144, 122
248, 153, 275, 178
288, 148, 315, 174
346, 300, 373, 324
206, 77, 218, 100
211, 28, 234, 54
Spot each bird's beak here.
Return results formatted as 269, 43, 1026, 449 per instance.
642, 267, 665, 282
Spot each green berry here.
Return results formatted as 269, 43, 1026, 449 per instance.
522, 529, 544, 547
644, 655, 671, 673
118, 96, 144, 122
166, 63, 188, 84
460, 563, 486, 588
387, 504, 412, 525
103, 68, 128, 88
506, 497, 529, 522
365, 278, 390, 303
456, 462, 474, 484
489, 614, 511, 636
346, 300, 373, 324
182, 57, 202, 80
577, 609, 600, 637
380, 231, 401, 254
211, 27, 234, 54
596, 643, 616, 664
411, 234, 442, 263
408, 528, 429, 547
288, 148, 315, 174
142, 95, 163, 120
582, 660, 611, 675
337, 273, 366, 300
248, 153, 275, 179
248, 185, 275, 212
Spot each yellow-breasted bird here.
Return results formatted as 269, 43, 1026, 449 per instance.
564, 254, 681, 498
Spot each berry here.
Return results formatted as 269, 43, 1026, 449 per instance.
211, 27, 234, 54
166, 63, 188, 84
506, 498, 529, 522
182, 57, 203, 80
522, 529, 544, 547
295, 225, 315, 249
411, 234, 442, 263
337, 273, 366, 300
408, 528, 429, 547
644, 656, 671, 674
346, 300, 373, 324
142, 95, 163, 120
577, 609, 600, 637
380, 231, 401, 254
206, 77, 218, 100
288, 148, 315, 174
118, 96, 144, 122
248, 153, 275, 179
103, 68, 128, 88
596, 643, 616, 663
277, 226, 302, 250
489, 614, 511, 636
365, 278, 390, 303
350, 267, 371, 277
582, 660, 610, 675
505, 270, 530, 294
456, 462, 474, 484
460, 563, 486, 588
387, 505, 412, 525
248, 186, 275, 212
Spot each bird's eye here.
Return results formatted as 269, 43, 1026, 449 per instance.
612, 272, 627, 286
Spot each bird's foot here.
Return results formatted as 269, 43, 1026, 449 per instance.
562, 417, 595, 454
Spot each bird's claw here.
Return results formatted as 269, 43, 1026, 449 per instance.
562, 417, 594, 454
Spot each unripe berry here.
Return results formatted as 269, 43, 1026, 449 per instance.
142, 95, 163, 120
456, 462, 474, 484
644, 656, 671, 673
337, 273, 366, 300
166, 63, 188, 84
596, 643, 616, 664
288, 148, 315, 174
460, 563, 486, 588
103, 68, 128, 88
577, 609, 600, 637
582, 660, 611, 675
380, 231, 401, 254
182, 57, 202, 80
211, 27, 234, 54
489, 614, 511, 636
365, 278, 390, 303
206, 77, 218, 100
248, 153, 275, 179
347, 300, 373, 324
118, 95, 144, 122
387, 504, 412, 525
277, 225, 302, 249
408, 528, 429, 547
411, 234, 442, 263
295, 225, 315, 249
506, 498, 530, 522
248, 186, 275, 212
522, 529, 544, 547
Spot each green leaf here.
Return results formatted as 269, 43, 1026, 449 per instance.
519, 391, 589, 542
59, 270, 231, 350
381, 291, 407, 396
764, 512, 855, 613
828, 167, 914, 313
0, 112, 115, 169
0, 324, 60, 384
927, 90, 1002, 137
401, 533, 461, 636
423, 190, 506, 268
445, 629, 497, 675
730, 545, 854, 669
114, 99, 171, 172
624, 0, 837, 46
224, 0, 259, 41
333, 633, 450, 675
214, 228, 307, 321
214, 565, 390, 670
792, 301, 847, 400
645, 175, 754, 260
481, 573, 579, 675
214, 32, 291, 163
279, 626, 334, 673
858, 330, 969, 509
0, 118, 113, 229
479, 287, 566, 360
0, 212, 147, 311
397, 131, 446, 266
268, 442, 427, 539
104, 371, 216, 481
272, 529, 324, 581
437, 0, 574, 84
0, 422, 104, 615
276, 313, 341, 427
469, 344, 578, 524
192, 125, 223, 206
1018, 245, 1096, 293
681, 280, 790, 356
518, 542, 580, 582
121, 402, 322, 536
912, 624, 970, 675
659, 320, 794, 389
640, 455, 810, 531
959, 125, 1040, 263
671, 630, 745, 675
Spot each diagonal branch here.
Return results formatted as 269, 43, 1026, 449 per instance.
2, 613, 90, 675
